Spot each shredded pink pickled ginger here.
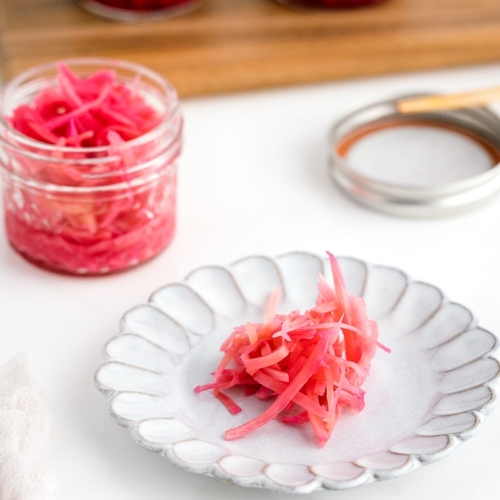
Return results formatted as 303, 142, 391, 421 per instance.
5, 63, 174, 275
195, 252, 390, 448
10, 64, 162, 148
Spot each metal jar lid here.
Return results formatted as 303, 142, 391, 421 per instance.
328, 92, 500, 217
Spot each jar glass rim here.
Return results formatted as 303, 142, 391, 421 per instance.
0, 57, 181, 155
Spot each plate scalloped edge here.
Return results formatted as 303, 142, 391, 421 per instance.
94, 251, 500, 493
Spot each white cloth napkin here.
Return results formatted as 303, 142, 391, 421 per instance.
0, 354, 56, 500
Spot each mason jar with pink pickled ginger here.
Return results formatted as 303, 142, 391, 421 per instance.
0, 58, 182, 275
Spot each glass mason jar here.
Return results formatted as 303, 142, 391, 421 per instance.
275, 0, 386, 8
0, 58, 182, 275
77, 0, 203, 22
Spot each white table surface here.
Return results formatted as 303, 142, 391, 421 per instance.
2, 62, 500, 500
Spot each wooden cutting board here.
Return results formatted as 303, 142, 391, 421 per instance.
1, 0, 500, 97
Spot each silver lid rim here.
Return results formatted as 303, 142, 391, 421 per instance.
328, 91, 500, 217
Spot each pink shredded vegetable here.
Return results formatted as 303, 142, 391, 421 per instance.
5, 64, 178, 274
10, 64, 162, 147
195, 252, 390, 448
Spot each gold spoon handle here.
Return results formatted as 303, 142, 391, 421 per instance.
397, 86, 500, 113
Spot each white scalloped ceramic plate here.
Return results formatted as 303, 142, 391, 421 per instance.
95, 252, 500, 493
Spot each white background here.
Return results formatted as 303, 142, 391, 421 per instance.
2, 62, 500, 499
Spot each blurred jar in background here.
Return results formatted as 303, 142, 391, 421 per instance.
78, 0, 203, 22
275, 0, 386, 8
